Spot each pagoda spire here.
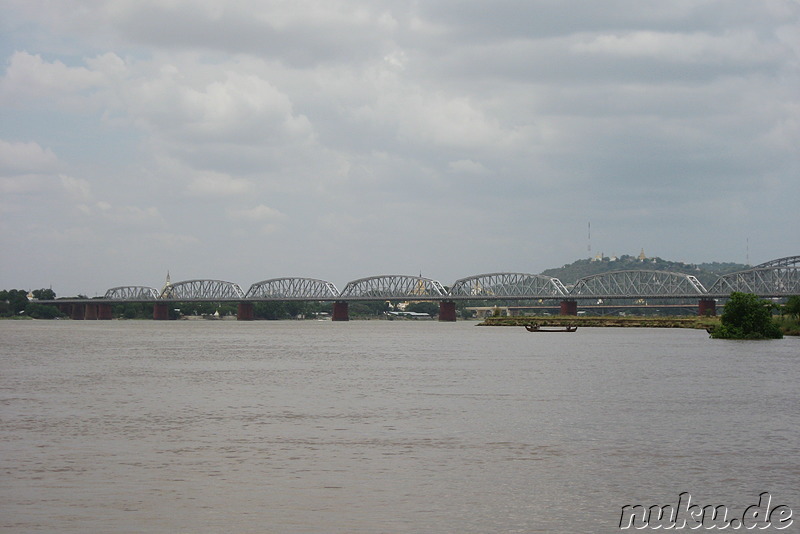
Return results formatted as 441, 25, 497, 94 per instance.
161, 271, 173, 297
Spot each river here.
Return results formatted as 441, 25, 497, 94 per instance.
1, 320, 797, 532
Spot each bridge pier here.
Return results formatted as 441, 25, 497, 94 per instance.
84, 303, 98, 320
698, 299, 716, 317
439, 301, 457, 322
153, 302, 170, 320
70, 304, 85, 320
332, 301, 349, 321
560, 300, 578, 316
237, 301, 254, 321
98, 303, 113, 320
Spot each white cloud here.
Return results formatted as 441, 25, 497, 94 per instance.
122, 65, 314, 145
352, 78, 520, 151
102, 204, 163, 227
59, 175, 92, 201
0, 51, 106, 104
572, 30, 779, 65
0, 140, 59, 173
229, 204, 285, 222
149, 232, 201, 249
186, 170, 252, 197
448, 159, 489, 175
0, 174, 46, 197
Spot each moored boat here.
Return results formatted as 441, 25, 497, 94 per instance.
525, 324, 577, 333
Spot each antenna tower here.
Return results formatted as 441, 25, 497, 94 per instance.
746, 237, 750, 266
587, 222, 592, 257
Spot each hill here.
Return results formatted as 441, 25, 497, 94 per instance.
540, 253, 749, 288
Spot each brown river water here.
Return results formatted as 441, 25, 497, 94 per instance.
1, 320, 797, 533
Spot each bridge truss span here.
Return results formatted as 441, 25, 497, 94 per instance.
570, 270, 707, 298
245, 278, 339, 300
338, 275, 447, 300
707, 266, 800, 297
449, 272, 567, 299
104, 286, 160, 300
754, 256, 800, 269
161, 279, 246, 300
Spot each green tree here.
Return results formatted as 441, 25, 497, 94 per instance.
711, 292, 783, 340
24, 302, 62, 319
111, 302, 151, 319
784, 295, 800, 320
285, 301, 307, 318
32, 288, 56, 300
0, 289, 31, 317
350, 301, 390, 318
217, 304, 237, 317
254, 302, 288, 320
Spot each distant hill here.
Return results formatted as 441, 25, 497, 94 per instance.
540, 254, 749, 288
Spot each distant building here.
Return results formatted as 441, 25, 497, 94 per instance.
161, 271, 173, 298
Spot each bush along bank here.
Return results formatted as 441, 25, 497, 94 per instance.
710, 292, 783, 340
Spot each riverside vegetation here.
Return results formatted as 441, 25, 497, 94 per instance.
480, 315, 721, 330
481, 294, 800, 338
709, 292, 789, 339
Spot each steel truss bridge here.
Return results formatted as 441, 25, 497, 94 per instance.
92, 255, 798, 303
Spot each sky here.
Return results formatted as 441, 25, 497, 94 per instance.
1, 0, 798, 297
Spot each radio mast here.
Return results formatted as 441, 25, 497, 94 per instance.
587, 222, 591, 257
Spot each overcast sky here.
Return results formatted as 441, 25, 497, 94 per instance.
1, 0, 798, 296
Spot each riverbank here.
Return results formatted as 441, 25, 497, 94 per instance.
479, 315, 720, 329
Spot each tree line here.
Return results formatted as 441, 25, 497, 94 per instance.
0, 289, 61, 319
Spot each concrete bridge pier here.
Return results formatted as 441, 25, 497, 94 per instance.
698, 299, 716, 316
439, 301, 457, 322
70, 304, 85, 320
84, 303, 112, 320
560, 299, 578, 316
153, 302, 170, 320
237, 301, 254, 321
332, 301, 349, 321
84, 303, 98, 320
98, 303, 113, 319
